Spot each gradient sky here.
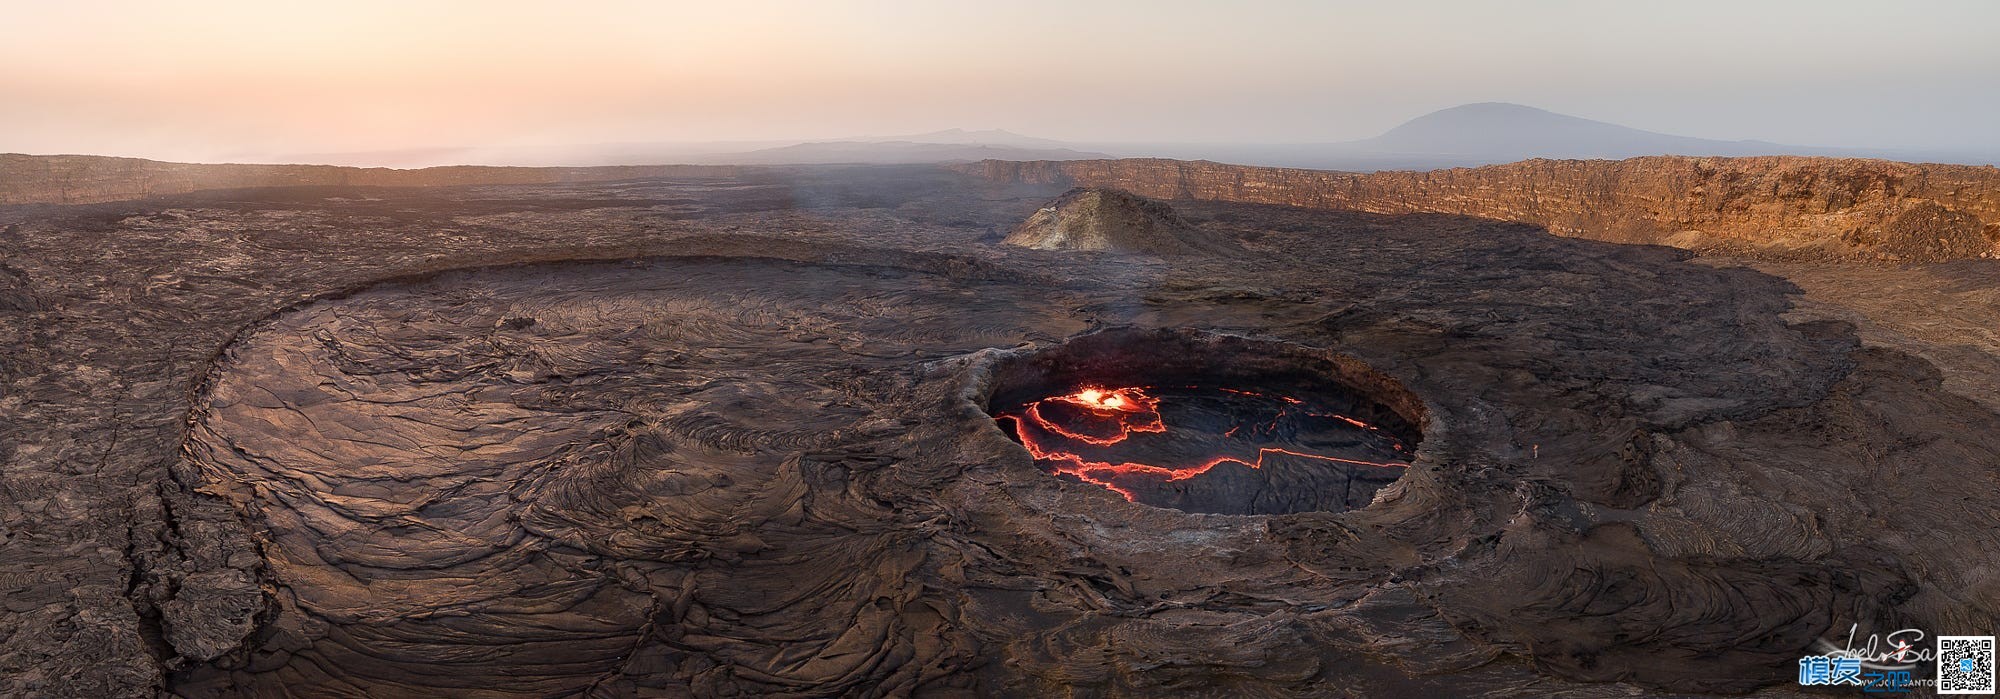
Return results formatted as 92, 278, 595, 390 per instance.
4, 0, 1997, 162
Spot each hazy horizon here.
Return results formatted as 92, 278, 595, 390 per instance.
5, 1, 1999, 164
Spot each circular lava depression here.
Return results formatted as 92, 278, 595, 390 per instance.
984, 328, 1426, 515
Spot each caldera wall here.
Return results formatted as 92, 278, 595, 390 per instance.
12, 152, 1999, 261
953, 156, 2000, 261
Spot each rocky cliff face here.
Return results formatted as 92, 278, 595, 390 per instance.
954, 157, 2000, 261
0, 154, 742, 206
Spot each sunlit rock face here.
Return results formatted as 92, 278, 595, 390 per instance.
961, 156, 2000, 261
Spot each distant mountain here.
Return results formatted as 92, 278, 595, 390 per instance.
256, 141, 796, 168
702, 140, 1110, 165
200, 106, 2000, 170
256, 129, 1085, 168
1088, 103, 1965, 171
872, 128, 1072, 149
1347, 102, 1836, 161
265, 146, 485, 168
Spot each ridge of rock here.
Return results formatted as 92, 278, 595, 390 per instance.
956, 156, 2000, 262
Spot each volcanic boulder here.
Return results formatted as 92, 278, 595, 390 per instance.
1001, 187, 1228, 255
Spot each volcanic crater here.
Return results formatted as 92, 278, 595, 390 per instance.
982, 328, 1424, 515
2, 165, 1998, 698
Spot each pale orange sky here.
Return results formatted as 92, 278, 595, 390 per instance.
4, 1, 1997, 162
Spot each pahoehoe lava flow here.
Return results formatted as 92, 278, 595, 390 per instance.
2, 167, 1997, 697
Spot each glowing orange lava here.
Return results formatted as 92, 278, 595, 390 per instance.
997, 385, 1410, 502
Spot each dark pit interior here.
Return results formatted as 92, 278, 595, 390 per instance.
984, 328, 1427, 515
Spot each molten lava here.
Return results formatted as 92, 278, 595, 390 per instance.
997, 385, 1411, 504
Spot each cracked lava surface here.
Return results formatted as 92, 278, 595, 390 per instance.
988, 344, 1420, 515
1, 168, 1998, 697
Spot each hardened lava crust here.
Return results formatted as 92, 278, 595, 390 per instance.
1, 166, 1997, 697
980, 329, 1425, 516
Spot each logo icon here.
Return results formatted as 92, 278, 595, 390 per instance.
1937, 636, 1995, 695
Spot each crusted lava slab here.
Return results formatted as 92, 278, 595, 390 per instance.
1, 167, 1997, 697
